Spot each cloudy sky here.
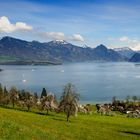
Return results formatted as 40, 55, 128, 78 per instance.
0, 0, 140, 50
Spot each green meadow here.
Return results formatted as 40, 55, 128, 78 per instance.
0, 107, 140, 140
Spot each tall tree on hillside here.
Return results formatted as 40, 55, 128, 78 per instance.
41, 96, 51, 115
9, 87, 19, 108
41, 94, 58, 115
41, 88, 48, 98
59, 83, 79, 122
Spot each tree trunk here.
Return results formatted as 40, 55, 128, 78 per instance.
67, 116, 69, 122
47, 109, 49, 115
13, 101, 15, 108
27, 106, 30, 112
67, 112, 70, 122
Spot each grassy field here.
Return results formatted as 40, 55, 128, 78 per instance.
0, 107, 140, 140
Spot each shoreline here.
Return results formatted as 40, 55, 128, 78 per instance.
0, 61, 62, 66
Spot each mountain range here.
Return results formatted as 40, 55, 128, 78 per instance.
0, 36, 139, 64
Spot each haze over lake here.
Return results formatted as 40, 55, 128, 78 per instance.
0, 62, 140, 103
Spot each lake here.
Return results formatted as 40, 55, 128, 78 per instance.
0, 62, 140, 103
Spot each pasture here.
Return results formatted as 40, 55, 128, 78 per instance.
0, 107, 140, 140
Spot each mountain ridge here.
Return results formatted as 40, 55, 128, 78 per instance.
0, 36, 128, 64
113, 47, 135, 59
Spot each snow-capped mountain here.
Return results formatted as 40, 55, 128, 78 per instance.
49, 40, 69, 45
114, 47, 133, 51
113, 47, 135, 59
82, 44, 90, 48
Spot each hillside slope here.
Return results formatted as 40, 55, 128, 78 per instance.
0, 107, 140, 140
129, 53, 140, 62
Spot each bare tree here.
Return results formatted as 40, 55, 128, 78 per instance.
24, 91, 35, 111
9, 87, 19, 108
59, 83, 79, 121
41, 96, 51, 114
40, 94, 58, 114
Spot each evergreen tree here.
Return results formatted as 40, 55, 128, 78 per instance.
3, 86, 8, 96
41, 88, 47, 98
18, 90, 26, 100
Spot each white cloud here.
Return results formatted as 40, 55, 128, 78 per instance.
15, 22, 33, 31
119, 37, 140, 50
0, 16, 33, 33
119, 36, 139, 45
40, 32, 84, 42
69, 34, 84, 42
132, 43, 140, 51
119, 36, 130, 42
131, 39, 139, 43
0, 16, 84, 43
41, 32, 65, 40
108, 36, 140, 50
